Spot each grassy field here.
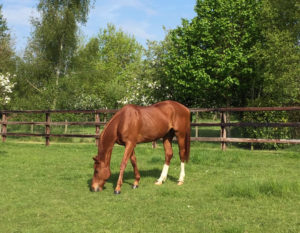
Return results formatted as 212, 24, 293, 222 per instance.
0, 140, 299, 233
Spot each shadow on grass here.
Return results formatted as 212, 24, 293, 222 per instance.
87, 168, 178, 191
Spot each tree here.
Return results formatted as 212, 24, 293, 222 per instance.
159, 0, 261, 107
0, 4, 15, 74
18, 0, 93, 109
251, 0, 300, 106
71, 24, 145, 108
143, 31, 174, 103
241, 0, 300, 149
0, 4, 16, 110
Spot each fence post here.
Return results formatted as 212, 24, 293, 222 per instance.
45, 113, 50, 146
95, 113, 100, 146
152, 141, 157, 148
220, 112, 227, 151
31, 120, 34, 133
195, 112, 199, 138
64, 120, 68, 134
1, 113, 7, 142
104, 113, 107, 123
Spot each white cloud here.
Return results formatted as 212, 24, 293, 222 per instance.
86, 0, 157, 44
121, 0, 156, 15
2, 5, 38, 27
1, 2, 38, 51
119, 20, 156, 41
91, 0, 156, 21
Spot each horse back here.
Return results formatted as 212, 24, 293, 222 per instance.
115, 101, 190, 144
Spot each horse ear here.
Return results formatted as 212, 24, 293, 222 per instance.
93, 156, 97, 162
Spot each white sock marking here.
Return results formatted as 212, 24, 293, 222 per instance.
178, 162, 185, 182
157, 164, 169, 182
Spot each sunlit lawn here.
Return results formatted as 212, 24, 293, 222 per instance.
0, 140, 299, 233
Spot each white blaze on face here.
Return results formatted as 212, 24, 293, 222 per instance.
178, 162, 185, 182
157, 164, 169, 183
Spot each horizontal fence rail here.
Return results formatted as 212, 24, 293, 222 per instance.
191, 122, 300, 127
1, 107, 300, 149
0, 109, 118, 114
0, 121, 106, 126
189, 106, 300, 112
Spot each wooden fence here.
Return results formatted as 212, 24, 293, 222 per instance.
1, 107, 300, 150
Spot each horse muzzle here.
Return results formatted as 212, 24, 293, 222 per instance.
90, 180, 104, 192
90, 186, 100, 192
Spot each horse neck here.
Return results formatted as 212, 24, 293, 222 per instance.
97, 116, 118, 166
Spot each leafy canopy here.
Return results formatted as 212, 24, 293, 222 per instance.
159, 0, 261, 107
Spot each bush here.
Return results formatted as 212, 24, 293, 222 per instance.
241, 110, 291, 149
288, 110, 300, 139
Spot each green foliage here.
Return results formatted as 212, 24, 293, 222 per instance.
71, 24, 145, 108
144, 33, 174, 103
0, 4, 15, 74
241, 105, 291, 149
0, 5, 8, 38
30, 0, 93, 75
157, 0, 261, 107
0, 5, 16, 110
258, 0, 300, 42
241, 109, 300, 150
4, 0, 300, 115
251, 0, 300, 106
239, 0, 300, 145
96, 24, 145, 107
12, 0, 94, 110
147, 0, 299, 109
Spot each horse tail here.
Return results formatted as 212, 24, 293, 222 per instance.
185, 118, 191, 163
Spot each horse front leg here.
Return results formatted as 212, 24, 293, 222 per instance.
130, 150, 141, 189
114, 142, 135, 194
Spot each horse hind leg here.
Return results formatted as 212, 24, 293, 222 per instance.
177, 161, 185, 186
176, 133, 186, 186
130, 150, 140, 189
155, 133, 174, 185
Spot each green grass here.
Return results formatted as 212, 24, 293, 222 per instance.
0, 141, 300, 233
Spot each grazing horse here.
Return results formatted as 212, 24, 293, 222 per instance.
91, 100, 190, 194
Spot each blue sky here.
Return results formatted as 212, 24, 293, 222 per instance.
1, 0, 197, 53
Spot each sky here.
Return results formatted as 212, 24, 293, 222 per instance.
1, 0, 197, 53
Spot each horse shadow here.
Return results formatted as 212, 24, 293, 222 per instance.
87, 168, 178, 190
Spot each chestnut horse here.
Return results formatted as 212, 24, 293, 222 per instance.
91, 100, 190, 194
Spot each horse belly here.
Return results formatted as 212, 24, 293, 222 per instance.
137, 120, 170, 143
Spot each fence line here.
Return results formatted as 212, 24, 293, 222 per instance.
1, 107, 300, 149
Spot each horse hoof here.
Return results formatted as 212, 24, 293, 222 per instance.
155, 181, 162, 185
114, 190, 121, 195
132, 185, 139, 189
177, 181, 184, 186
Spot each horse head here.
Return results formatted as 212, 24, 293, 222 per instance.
91, 156, 111, 192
